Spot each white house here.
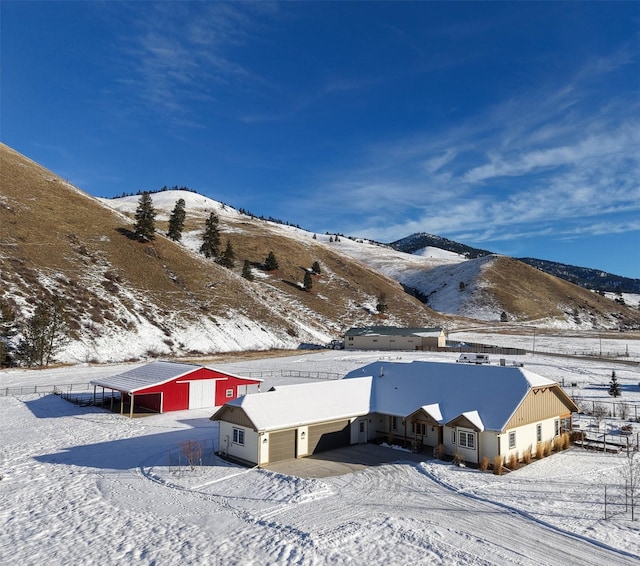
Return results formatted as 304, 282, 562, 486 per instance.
211, 361, 578, 467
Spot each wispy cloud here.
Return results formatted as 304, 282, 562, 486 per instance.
306, 47, 640, 246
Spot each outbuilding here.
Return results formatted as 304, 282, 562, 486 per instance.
211, 360, 578, 467
344, 326, 448, 351
90, 361, 262, 417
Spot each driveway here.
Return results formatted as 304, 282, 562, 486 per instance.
262, 443, 431, 478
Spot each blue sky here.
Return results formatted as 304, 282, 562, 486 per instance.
2, 2, 639, 278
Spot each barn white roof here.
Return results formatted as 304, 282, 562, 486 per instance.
218, 361, 561, 433
91, 361, 213, 393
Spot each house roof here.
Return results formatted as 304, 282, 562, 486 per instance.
214, 377, 373, 432
345, 326, 444, 338
90, 361, 260, 394
212, 360, 575, 434
345, 360, 558, 431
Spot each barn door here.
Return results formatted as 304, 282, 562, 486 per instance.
188, 380, 216, 409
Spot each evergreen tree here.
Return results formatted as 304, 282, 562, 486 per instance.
166, 198, 186, 241
500, 311, 508, 322
609, 370, 621, 397
0, 299, 18, 367
264, 251, 279, 271
217, 239, 236, 269
134, 192, 156, 241
241, 260, 254, 281
200, 211, 221, 258
303, 271, 313, 291
312, 261, 321, 274
16, 299, 68, 367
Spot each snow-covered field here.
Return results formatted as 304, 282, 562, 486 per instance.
2, 345, 640, 565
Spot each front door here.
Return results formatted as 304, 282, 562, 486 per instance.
358, 419, 368, 444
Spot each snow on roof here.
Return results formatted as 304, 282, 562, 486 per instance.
90, 361, 204, 393
458, 410, 485, 432
345, 326, 444, 337
344, 361, 556, 431
421, 403, 443, 422
225, 377, 373, 431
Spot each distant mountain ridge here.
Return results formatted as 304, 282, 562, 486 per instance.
391, 232, 640, 294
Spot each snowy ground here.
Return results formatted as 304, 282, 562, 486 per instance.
2, 344, 640, 565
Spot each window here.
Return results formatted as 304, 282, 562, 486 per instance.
391, 416, 398, 431
536, 423, 542, 442
554, 419, 559, 437
452, 430, 456, 444
232, 428, 245, 445
226, 388, 234, 398
458, 430, 475, 449
508, 431, 516, 450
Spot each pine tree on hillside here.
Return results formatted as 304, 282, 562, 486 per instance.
16, 299, 69, 367
303, 271, 313, 291
134, 192, 156, 241
609, 370, 621, 397
264, 251, 279, 271
166, 198, 186, 241
200, 212, 221, 258
241, 260, 254, 281
312, 261, 321, 274
0, 299, 17, 367
217, 239, 235, 269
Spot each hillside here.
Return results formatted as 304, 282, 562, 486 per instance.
0, 144, 441, 363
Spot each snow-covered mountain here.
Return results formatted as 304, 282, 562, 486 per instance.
2, 143, 639, 365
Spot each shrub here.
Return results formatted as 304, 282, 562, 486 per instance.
522, 447, 532, 464
543, 440, 553, 456
480, 456, 490, 472
536, 442, 545, 459
493, 455, 504, 475
509, 453, 519, 470
453, 452, 465, 467
553, 436, 564, 452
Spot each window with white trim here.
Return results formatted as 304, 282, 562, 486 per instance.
232, 427, 245, 445
458, 430, 475, 449
508, 431, 516, 450
536, 423, 542, 442
226, 388, 234, 398
391, 416, 398, 431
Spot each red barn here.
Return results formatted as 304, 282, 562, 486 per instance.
90, 361, 262, 417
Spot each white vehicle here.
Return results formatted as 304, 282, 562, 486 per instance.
457, 353, 490, 364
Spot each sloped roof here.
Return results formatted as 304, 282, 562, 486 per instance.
214, 360, 572, 434
215, 377, 373, 432
345, 326, 444, 338
90, 361, 245, 394
345, 360, 558, 431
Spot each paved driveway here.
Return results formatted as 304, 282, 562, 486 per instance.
262, 443, 431, 478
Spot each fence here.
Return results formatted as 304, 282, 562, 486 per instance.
1, 382, 93, 397
573, 396, 640, 422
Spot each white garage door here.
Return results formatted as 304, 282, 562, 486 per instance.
188, 380, 216, 409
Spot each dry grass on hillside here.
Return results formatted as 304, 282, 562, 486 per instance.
0, 143, 440, 347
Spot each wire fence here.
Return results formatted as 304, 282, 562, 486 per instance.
1, 382, 93, 397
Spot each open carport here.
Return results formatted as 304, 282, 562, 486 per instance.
262, 443, 430, 478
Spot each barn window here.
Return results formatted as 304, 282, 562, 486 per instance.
536, 423, 542, 442
458, 430, 475, 449
232, 428, 245, 446
508, 431, 516, 450
226, 388, 234, 398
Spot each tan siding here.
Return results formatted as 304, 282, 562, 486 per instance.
214, 406, 255, 429
505, 387, 573, 430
